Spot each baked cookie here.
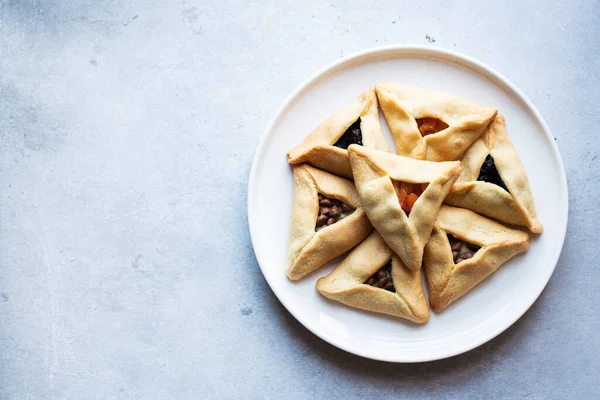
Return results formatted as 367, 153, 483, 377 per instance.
316, 231, 430, 323
423, 205, 530, 312
287, 88, 390, 178
444, 115, 543, 233
287, 164, 372, 280
348, 145, 461, 271
375, 81, 497, 161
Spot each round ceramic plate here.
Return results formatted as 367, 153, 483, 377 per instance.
247, 45, 568, 362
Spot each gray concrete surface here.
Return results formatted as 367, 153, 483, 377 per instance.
0, 0, 598, 399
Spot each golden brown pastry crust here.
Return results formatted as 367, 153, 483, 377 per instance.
316, 231, 430, 323
444, 115, 543, 233
348, 145, 461, 271
286, 88, 390, 178
375, 81, 497, 161
287, 164, 372, 280
424, 205, 530, 312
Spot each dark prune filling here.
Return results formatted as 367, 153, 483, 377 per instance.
447, 234, 481, 264
333, 118, 362, 149
364, 261, 395, 292
478, 154, 509, 192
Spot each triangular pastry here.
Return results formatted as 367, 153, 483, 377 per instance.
287, 88, 390, 178
443, 115, 543, 233
424, 205, 530, 312
316, 231, 430, 323
348, 145, 461, 271
287, 164, 372, 280
375, 81, 497, 161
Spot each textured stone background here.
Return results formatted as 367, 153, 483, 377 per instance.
0, 0, 597, 399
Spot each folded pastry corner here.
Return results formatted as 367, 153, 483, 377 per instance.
348, 145, 461, 271
424, 205, 530, 312
286, 164, 372, 280
444, 114, 543, 233
375, 81, 497, 161
286, 88, 390, 178
316, 231, 430, 323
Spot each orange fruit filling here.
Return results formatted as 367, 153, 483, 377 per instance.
392, 181, 429, 214
416, 117, 449, 136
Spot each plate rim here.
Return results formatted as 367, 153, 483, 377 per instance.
247, 44, 569, 362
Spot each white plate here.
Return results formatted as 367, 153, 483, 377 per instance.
247, 45, 568, 362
